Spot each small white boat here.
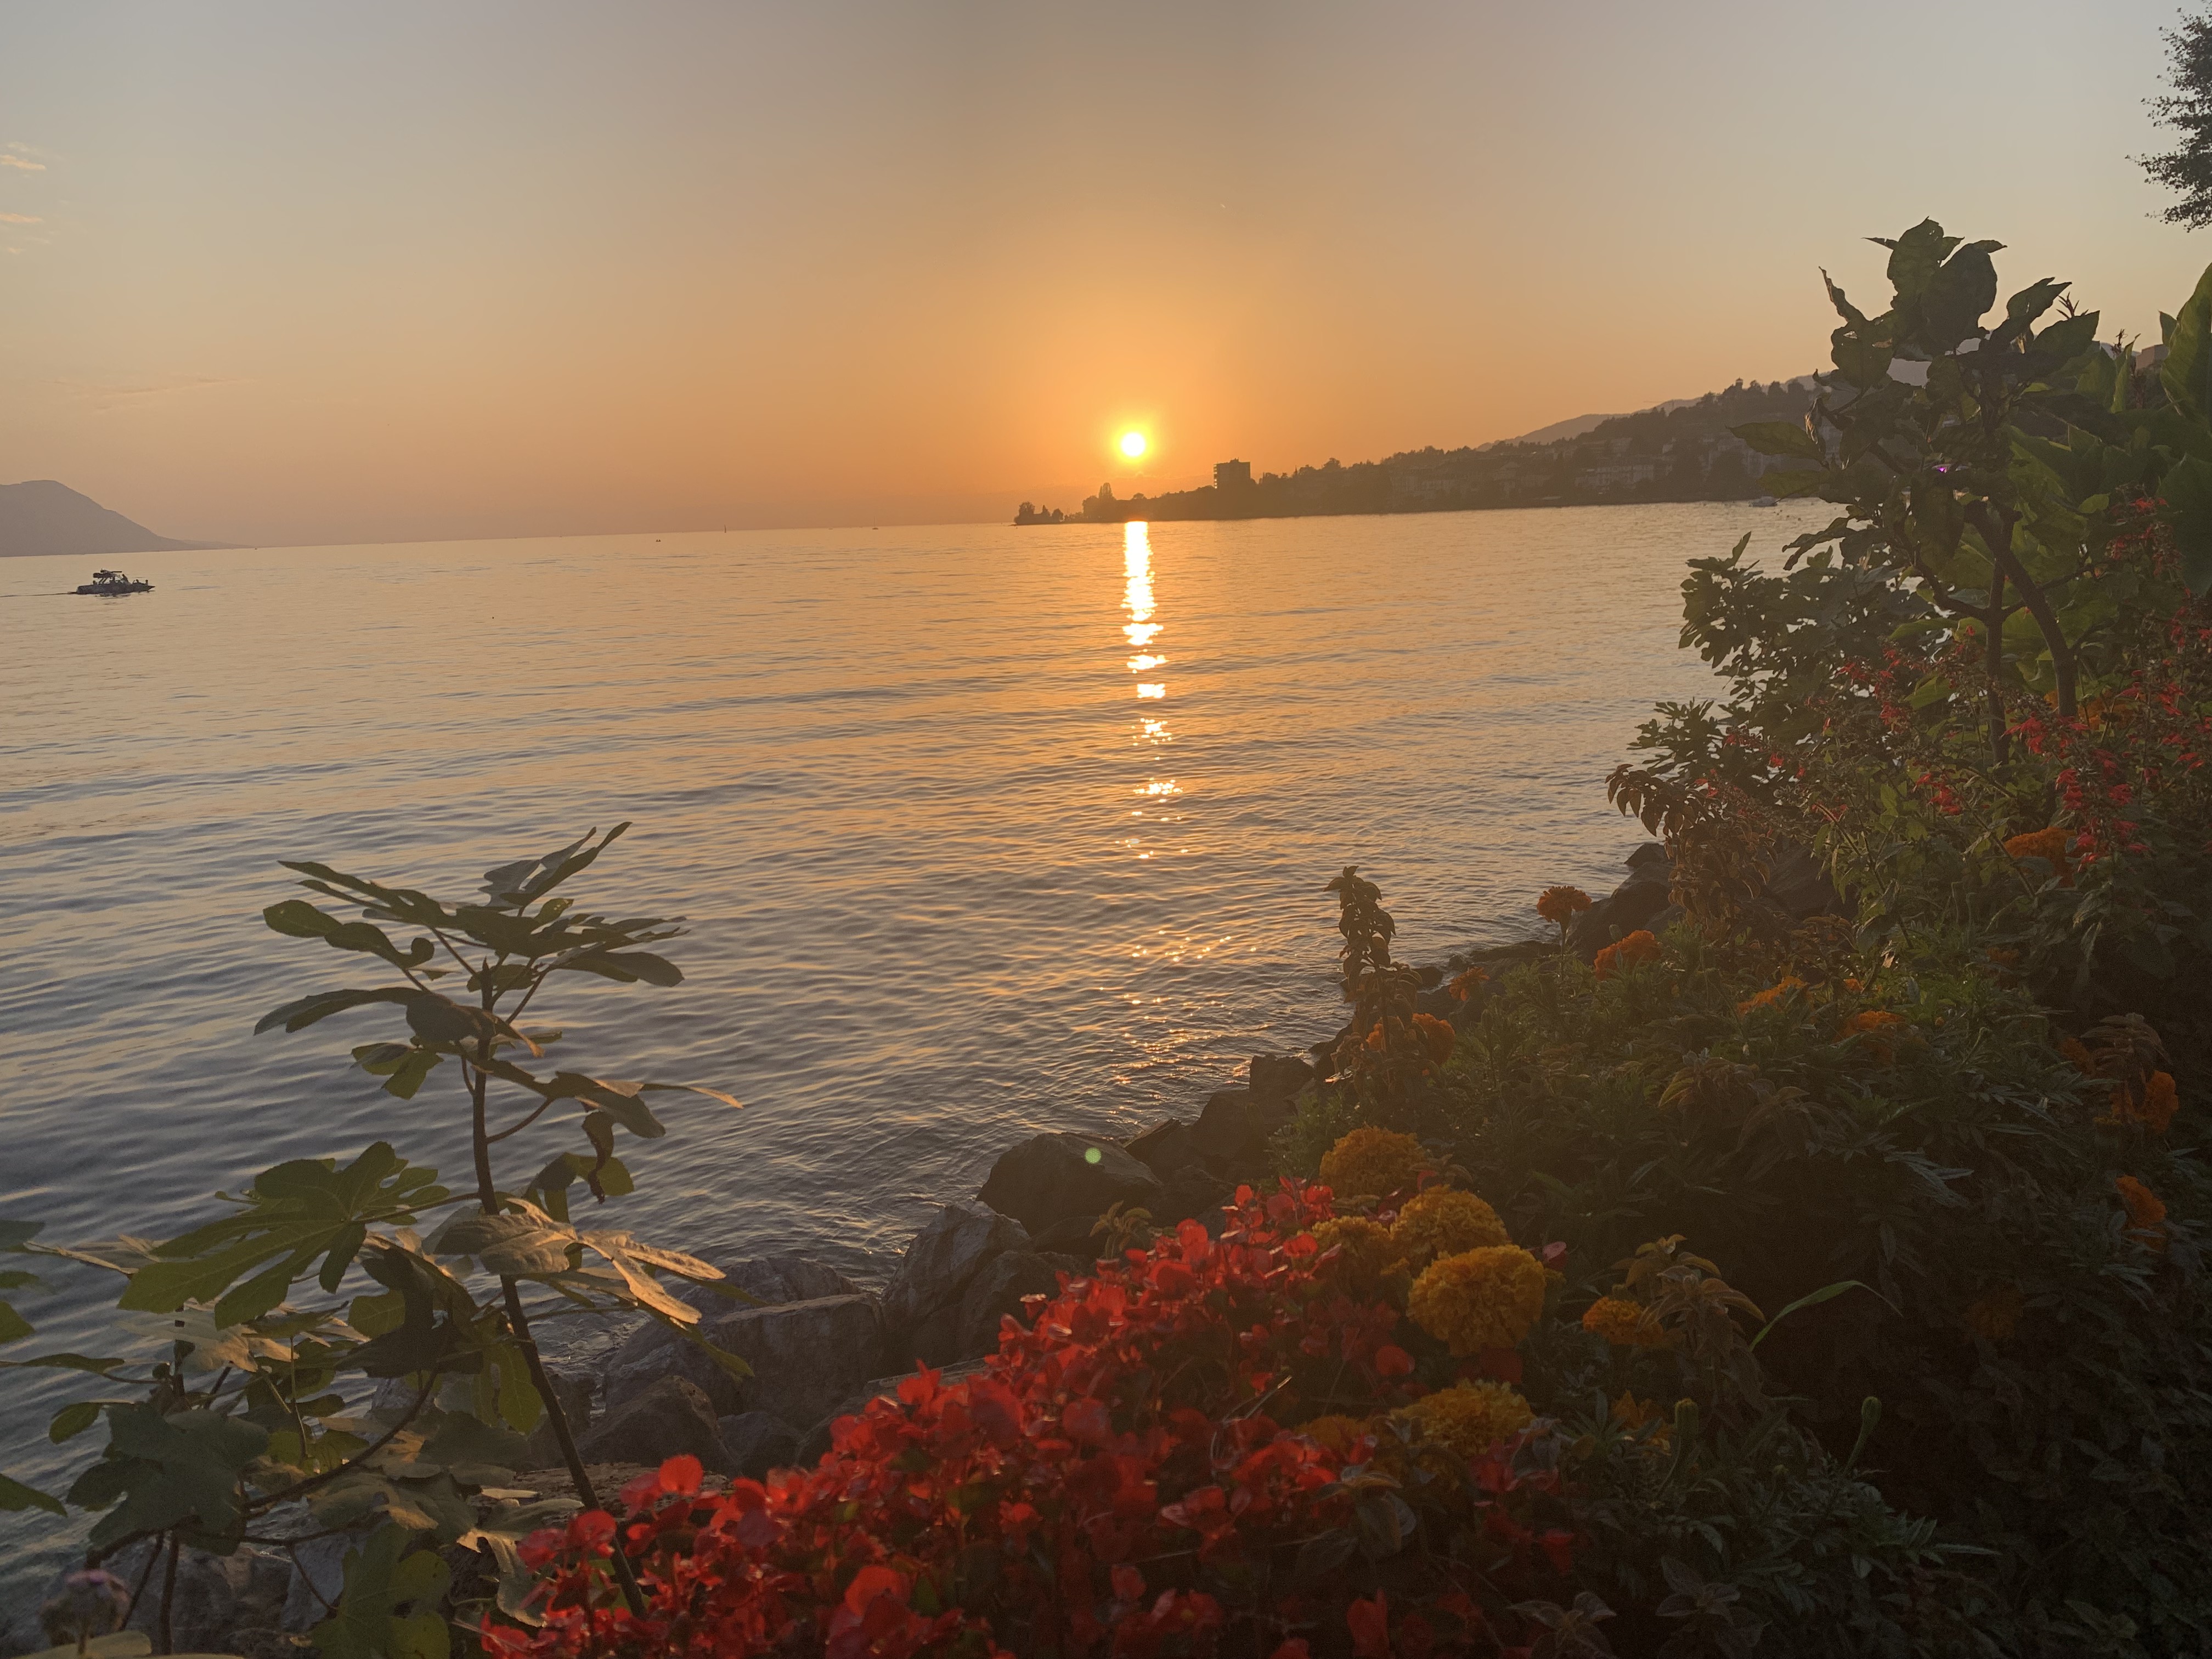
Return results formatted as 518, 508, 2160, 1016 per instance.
75, 568, 154, 595
1750, 495, 1778, 508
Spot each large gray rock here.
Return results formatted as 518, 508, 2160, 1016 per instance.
31, 1543, 246, 1653
600, 1251, 864, 1416
1124, 1118, 1201, 1177
1249, 1052, 1315, 1107
978, 1133, 1164, 1236
522, 1368, 596, 1469
603, 1321, 746, 1417
704, 1293, 885, 1427
1191, 1087, 1275, 1160
883, 1201, 1030, 1365
955, 1250, 1063, 1357
718, 1411, 802, 1479
1567, 843, 1677, 960
1154, 1164, 1230, 1229
281, 1535, 358, 1633
576, 1375, 733, 1475
1030, 1213, 1103, 1255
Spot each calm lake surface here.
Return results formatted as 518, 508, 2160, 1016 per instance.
0, 501, 1819, 1590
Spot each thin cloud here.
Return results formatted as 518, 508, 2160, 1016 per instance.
0, 157, 44, 172
0, 213, 39, 224
49, 375, 249, 410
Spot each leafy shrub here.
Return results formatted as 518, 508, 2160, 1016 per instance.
498, 1176, 1958, 1657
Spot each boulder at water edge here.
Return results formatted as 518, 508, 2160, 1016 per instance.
1124, 1118, 1202, 1177
601, 1250, 864, 1416
1249, 1052, 1315, 1107
718, 1410, 802, 1479
577, 1375, 735, 1474
953, 1249, 1064, 1356
703, 1292, 886, 1427
1566, 843, 1677, 960
884, 1200, 1034, 1367
977, 1134, 1164, 1241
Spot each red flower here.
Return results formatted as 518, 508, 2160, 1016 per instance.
1348, 1593, 1392, 1659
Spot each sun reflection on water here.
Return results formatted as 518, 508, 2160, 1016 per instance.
1121, 521, 1177, 861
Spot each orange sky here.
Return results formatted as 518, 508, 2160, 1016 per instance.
2, 1, 2207, 546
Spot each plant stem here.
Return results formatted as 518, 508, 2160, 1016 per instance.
1987, 567, 2010, 763
471, 1019, 647, 1618
157, 1533, 178, 1656
1970, 503, 2078, 718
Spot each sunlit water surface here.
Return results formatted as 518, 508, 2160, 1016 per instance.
0, 503, 1820, 1594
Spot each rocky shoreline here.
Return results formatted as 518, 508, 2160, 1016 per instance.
8, 841, 1848, 1655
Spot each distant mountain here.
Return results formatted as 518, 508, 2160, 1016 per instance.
0, 479, 232, 559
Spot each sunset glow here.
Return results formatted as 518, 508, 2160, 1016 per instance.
1119, 431, 1148, 460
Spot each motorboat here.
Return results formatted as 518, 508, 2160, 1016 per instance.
75, 569, 154, 595
1749, 495, 1779, 509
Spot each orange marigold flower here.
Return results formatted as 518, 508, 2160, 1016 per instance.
1397, 1380, 1532, 1459
1581, 1295, 1668, 1347
2004, 826, 2074, 888
1593, 929, 1661, 981
2138, 1071, 2181, 1134
1842, 1008, 1909, 1062
1447, 967, 1488, 1003
2117, 1175, 2168, 1250
1537, 885, 1594, 926
1312, 1216, 1404, 1284
1408, 1246, 1548, 1356
1609, 1391, 1671, 1448
1318, 1127, 1427, 1201
1962, 1285, 2023, 1341
1391, 1187, 1509, 1265
2058, 1036, 2095, 1075
1411, 1011, 1457, 1066
1735, 976, 1807, 1015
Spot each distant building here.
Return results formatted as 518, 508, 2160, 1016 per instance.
1214, 459, 1254, 490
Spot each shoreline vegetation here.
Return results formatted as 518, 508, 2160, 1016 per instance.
1012, 377, 1829, 529
8, 218, 2212, 1658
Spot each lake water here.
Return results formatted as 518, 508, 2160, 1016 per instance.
0, 500, 1819, 1594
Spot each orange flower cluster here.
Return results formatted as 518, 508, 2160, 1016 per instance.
2117, 1175, 2168, 1250
1392, 1187, 1510, 1265
2058, 1036, 2096, 1074
1411, 1011, 1457, 1066
1536, 885, 1593, 927
1962, 1284, 2024, 1342
1592, 930, 1661, 981
1581, 1295, 1668, 1347
2097, 1070, 2181, 1134
1842, 1008, 1909, 1062
1735, 976, 1807, 1015
2004, 826, 2074, 888
1318, 1127, 1427, 1201
1447, 967, 1488, 1003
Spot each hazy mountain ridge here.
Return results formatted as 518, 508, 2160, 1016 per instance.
0, 480, 232, 560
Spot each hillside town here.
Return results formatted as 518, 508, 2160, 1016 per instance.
1014, 375, 1821, 525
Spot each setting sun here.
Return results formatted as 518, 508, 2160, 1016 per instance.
1118, 431, 1148, 460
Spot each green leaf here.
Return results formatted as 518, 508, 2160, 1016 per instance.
2161, 452, 2212, 596
1751, 1279, 1897, 1349
0, 1302, 32, 1344
49, 1400, 103, 1443
479, 824, 631, 911
75, 1403, 268, 1549
0, 1220, 44, 1250
121, 1143, 443, 1314
263, 899, 342, 939
311, 1524, 453, 1659
1879, 219, 1959, 298
0, 1470, 64, 1515
560, 950, 684, 986
2162, 261, 2212, 417
1731, 421, 1822, 462
1760, 469, 1828, 499
254, 986, 417, 1036
1917, 240, 2002, 351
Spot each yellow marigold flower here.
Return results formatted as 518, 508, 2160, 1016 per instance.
1962, 1285, 2023, 1341
1318, 1127, 1427, 1200
1537, 885, 1594, 927
1593, 930, 1661, 981
1299, 1414, 1375, 1456
2117, 1175, 2168, 1251
1608, 1391, 1670, 1448
1392, 1187, 1509, 1265
1448, 967, 1487, 1003
1735, 976, 1806, 1016
1312, 1216, 1403, 1283
1408, 1245, 1548, 1356
1581, 1295, 1668, 1347
1397, 1381, 1532, 1459
2004, 827, 2074, 888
